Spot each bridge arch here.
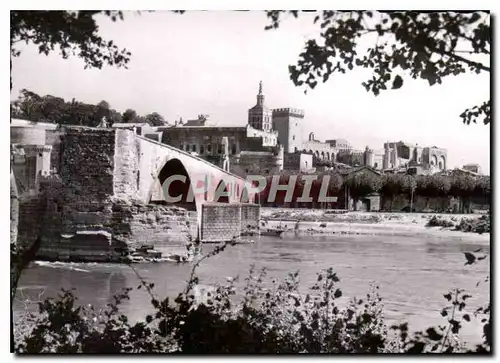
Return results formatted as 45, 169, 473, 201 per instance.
240, 186, 250, 203
148, 158, 198, 211
214, 179, 230, 203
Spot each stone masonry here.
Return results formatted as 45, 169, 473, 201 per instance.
13, 125, 259, 262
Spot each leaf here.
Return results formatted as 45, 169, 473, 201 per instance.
440, 308, 448, 317
443, 293, 452, 301
391, 74, 404, 89
426, 327, 443, 341
463, 314, 471, 322
334, 289, 342, 298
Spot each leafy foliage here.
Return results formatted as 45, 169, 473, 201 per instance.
145, 112, 168, 127
415, 175, 451, 198
11, 11, 131, 70
344, 172, 382, 201
122, 109, 138, 123
426, 215, 454, 228
455, 215, 490, 234
11, 89, 167, 128
265, 11, 490, 125
11, 89, 123, 127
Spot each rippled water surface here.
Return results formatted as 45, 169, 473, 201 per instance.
15, 231, 490, 345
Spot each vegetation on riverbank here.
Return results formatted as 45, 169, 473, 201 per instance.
258, 171, 490, 214
13, 245, 490, 354
426, 214, 490, 235
454, 215, 491, 234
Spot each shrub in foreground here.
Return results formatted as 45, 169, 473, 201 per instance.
14, 251, 490, 354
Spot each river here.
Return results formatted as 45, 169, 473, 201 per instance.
14, 230, 490, 346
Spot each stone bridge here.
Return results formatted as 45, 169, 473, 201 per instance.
12, 125, 260, 261
115, 129, 254, 209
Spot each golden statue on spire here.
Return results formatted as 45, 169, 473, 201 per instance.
259, 80, 262, 95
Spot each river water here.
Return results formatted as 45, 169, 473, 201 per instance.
14, 230, 490, 345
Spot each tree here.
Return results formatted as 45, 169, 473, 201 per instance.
379, 174, 406, 211
39, 95, 67, 123
449, 174, 477, 213
472, 176, 491, 202
344, 172, 382, 211
145, 112, 167, 126
94, 100, 111, 122
11, 89, 45, 121
122, 109, 138, 123
415, 175, 451, 211
265, 11, 490, 125
11, 11, 131, 71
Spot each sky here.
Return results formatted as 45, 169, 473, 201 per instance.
10, 10, 491, 174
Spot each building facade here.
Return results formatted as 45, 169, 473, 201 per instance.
382, 141, 447, 173
272, 108, 304, 153
463, 163, 482, 174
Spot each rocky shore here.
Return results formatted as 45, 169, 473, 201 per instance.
260, 208, 490, 240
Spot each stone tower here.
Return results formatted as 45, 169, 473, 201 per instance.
364, 146, 374, 168
272, 108, 305, 153
248, 81, 273, 132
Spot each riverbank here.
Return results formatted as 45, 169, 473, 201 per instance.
260, 208, 490, 240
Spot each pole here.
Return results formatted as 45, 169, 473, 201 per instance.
410, 187, 414, 213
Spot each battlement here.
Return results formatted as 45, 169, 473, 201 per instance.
272, 108, 305, 118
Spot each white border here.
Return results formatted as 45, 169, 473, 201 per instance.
3, 3, 496, 362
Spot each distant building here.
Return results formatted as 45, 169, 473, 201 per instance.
272, 108, 304, 153
248, 81, 273, 132
183, 114, 209, 127
463, 163, 482, 174
157, 83, 283, 177
382, 141, 447, 173
326, 139, 352, 152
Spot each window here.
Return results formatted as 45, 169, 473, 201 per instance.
292, 135, 295, 140
245, 169, 249, 173
265, 169, 269, 173
218, 144, 222, 154
232, 145, 236, 154
200, 145, 205, 154
192, 144, 196, 152
207, 144, 212, 153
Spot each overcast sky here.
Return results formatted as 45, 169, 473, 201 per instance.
10, 11, 491, 174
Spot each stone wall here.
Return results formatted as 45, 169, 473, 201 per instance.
111, 202, 197, 255
113, 129, 140, 199
61, 127, 116, 203
46, 128, 118, 261
17, 195, 46, 250
201, 203, 242, 242
380, 195, 453, 212
240, 204, 260, 235
201, 203, 261, 242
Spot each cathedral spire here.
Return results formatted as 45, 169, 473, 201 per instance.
256, 81, 264, 106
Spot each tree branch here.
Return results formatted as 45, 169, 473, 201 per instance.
445, 51, 490, 72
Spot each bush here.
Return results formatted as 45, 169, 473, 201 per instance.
14, 250, 490, 354
455, 215, 490, 234
427, 216, 454, 228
